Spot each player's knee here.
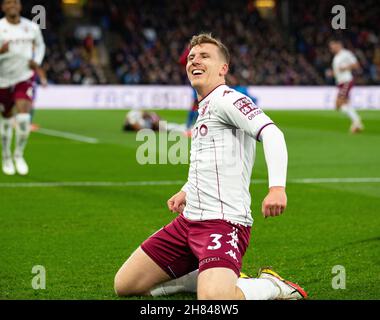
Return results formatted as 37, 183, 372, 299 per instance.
114, 272, 134, 297
114, 277, 136, 297
15, 101, 31, 114
114, 274, 125, 297
114, 271, 149, 297
336, 97, 347, 109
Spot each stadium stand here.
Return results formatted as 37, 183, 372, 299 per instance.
291, 0, 380, 85
19, 0, 380, 85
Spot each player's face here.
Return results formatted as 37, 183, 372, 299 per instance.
2, 0, 21, 18
186, 43, 228, 93
329, 41, 341, 54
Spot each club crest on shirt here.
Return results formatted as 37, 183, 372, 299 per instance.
233, 97, 257, 116
199, 100, 210, 117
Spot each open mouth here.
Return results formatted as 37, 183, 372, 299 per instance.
191, 69, 205, 76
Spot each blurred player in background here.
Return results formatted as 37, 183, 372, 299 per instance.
0, 0, 45, 175
123, 110, 161, 131
328, 39, 363, 133
123, 110, 187, 133
115, 33, 307, 300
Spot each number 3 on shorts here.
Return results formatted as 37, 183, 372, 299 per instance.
207, 234, 222, 250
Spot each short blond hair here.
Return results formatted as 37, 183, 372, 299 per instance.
189, 33, 230, 64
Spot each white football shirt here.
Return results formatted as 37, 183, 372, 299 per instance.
0, 17, 45, 88
332, 49, 358, 84
182, 84, 274, 226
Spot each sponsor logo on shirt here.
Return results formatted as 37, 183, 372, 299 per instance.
199, 257, 221, 266
233, 97, 262, 120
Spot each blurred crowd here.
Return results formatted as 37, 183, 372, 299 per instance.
20, 0, 380, 85
104, 0, 325, 85
292, 0, 380, 85
22, 1, 106, 85
42, 35, 107, 85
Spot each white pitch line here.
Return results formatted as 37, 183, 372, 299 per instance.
0, 177, 380, 188
289, 177, 380, 184
35, 128, 99, 144
0, 180, 186, 188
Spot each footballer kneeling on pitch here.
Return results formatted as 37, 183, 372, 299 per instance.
114, 33, 308, 300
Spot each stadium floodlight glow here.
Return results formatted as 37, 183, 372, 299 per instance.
255, 0, 276, 9
62, 0, 80, 4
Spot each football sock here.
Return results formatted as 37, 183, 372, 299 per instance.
341, 103, 361, 125
150, 270, 198, 296
0, 117, 13, 159
236, 278, 280, 300
14, 113, 31, 158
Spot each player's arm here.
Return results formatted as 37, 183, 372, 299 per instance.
259, 125, 288, 218
339, 62, 360, 72
36, 66, 48, 87
29, 26, 46, 70
214, 94, 288, 218
167, 182, 189, 214
167, 186, 187, 214
339, 53, 360, 72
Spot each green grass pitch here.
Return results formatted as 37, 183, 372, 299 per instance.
0, 109, 379, 300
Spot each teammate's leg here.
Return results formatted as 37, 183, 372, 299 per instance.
336, 85, 363, 132
13, 99, 32, 175
338, 96, 360, 120
114, 247, 171, 296
0, 114, 14, 159
0, 89, 16, 175
1, 112, 15, 175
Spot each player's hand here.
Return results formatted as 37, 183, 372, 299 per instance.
262, 186, 287, 218
40, 77, 48, 87
0, 42, 9, 54
167, 190, 186, 214
29, 60, 39, 70
36, 67, 48, 87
